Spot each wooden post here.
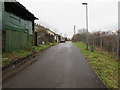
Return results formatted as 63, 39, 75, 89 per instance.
34, 32, 37, 46
100, 35, 103, 49
117, 30, 120, 60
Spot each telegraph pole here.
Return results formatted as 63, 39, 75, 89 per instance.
74, 25, 76, 35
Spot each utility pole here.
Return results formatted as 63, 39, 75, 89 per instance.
74, 25, 76, 35
73, 25, 76, 42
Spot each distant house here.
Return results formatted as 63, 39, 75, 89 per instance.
35, 24, 49, 45
35, 24, 61, 45
46, 29, 56, 43
54, 34, 61, 42
1, 1, 37, 52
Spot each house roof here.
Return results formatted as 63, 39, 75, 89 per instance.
46, 28, 56, 34
35, 24, 61, 36
4, 1, 38, 21
35, 24, 46, 33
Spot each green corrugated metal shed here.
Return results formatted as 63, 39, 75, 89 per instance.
2, 2, 37, 52
0, 2, 2, 31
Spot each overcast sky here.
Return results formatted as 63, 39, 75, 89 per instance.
18, 0, 119, 38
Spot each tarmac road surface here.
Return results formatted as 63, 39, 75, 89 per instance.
3, 41, 107, 88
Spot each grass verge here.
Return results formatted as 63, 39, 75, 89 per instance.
2, 42, 58, 67
74, 42, 119, 89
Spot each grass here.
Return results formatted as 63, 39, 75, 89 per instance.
2, 42, 58, 67
74, 42, 119, 89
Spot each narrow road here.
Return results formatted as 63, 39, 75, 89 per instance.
3, 42, 107, 88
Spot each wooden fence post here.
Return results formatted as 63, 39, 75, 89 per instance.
117, 30, 120, 60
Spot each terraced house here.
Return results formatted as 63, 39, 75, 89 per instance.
35, 24, 61, 45
1, 1, 37, 52
35, 24, 49, 45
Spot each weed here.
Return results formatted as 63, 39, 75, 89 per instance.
74, 42, 119, 88
2, 42, 58, 67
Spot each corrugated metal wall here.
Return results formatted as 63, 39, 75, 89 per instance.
0, 1, 3, 31
4, 11, 33, 35
4, 30, 33, 52
3, 11, 33, 52
0, 2, 3, 54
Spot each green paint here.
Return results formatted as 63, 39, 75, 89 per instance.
4, 11, 33, 35
4, 30, 33, 52
2, 5, 34, 52
0, 1, 2, 30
